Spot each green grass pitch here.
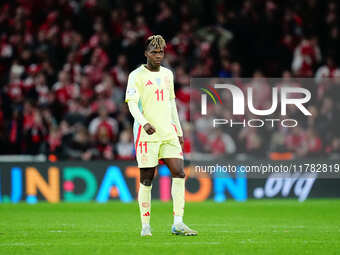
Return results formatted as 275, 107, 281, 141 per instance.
1, 200, 340, 255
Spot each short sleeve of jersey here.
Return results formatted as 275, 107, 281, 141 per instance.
169, 70, 176, 100
125, 71, 141, 103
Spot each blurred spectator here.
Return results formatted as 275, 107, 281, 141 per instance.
95, 125, 114, 160
89, 106, 118, 141
315, 56, 340, 99
63, 125, 97, 161
244, 70, 271, 110
218, 58, 232, 78
43, 126, 63, 157
315, 56, 340, 83
111, 54, 129, 88
292, 36, 321, 77
208, 128, 236, 156
326, 137, 340, 155
7, 108, 23, 154
285, 127, 308, 157
52, 71, 78, 105
305, 128, 323, 156
23, 109, 46, 154
239, 127, 265, 157
115, 129, 134, 160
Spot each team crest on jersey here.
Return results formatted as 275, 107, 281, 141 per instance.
156, 77, 161, 86
141, 154, 148, 163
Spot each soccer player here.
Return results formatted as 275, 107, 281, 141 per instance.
125, 35, 198, 237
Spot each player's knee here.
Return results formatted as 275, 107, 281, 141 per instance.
172, 169, 185, 178
141, 179, 153, 186
178, 172, 185, 178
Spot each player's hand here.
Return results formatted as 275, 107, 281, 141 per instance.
143, 123, 156, 135
178, 136, 184, 149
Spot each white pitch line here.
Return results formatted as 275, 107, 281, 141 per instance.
0, 242, 222, 247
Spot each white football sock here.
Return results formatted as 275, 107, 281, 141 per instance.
172, 178, 185, 224
138, 183, 152, 226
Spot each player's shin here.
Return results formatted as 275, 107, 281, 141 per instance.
171, 178, 185, 224
138, 183, 152, 227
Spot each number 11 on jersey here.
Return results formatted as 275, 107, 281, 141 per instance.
155, 89, 164, 101
139, 141, 147, 153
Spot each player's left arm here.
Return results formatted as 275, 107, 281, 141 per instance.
169, 71, 184, 147
171, 99, 184, 147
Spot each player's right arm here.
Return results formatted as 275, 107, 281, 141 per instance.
125, 71, 156, 135
127, 102, 156, 135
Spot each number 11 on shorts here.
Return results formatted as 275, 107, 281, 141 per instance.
139, 141, 147, 153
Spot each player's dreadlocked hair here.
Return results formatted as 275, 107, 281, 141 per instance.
145, 35, 166, 51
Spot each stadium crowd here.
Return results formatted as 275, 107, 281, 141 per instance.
0, 0, 339, 160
